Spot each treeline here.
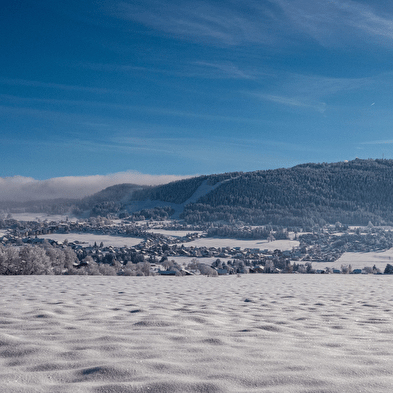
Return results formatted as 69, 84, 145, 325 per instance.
0, 243, 154, 276
0, 244, 77, 275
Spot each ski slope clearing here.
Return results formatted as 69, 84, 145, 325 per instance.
1, 275, 393, 392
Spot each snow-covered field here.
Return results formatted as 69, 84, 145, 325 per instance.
146, 229, 204, 238
8, 213, 75, 222
182, 237, 299, 251
38, 233, 142, 247
1, 275, 393, 392
333, 250, 393, 271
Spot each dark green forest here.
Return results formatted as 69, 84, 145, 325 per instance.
129, 158, 393, 227
181, 159, 393, 226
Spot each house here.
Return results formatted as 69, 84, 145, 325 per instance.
158, 270, 177, 276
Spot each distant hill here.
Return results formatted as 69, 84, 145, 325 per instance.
124, 159, 393, 227
0, 184, 144, 217
5, 159, 393, 227
72, 183, 143, 217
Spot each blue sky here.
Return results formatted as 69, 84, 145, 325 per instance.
2, 0, 393, 194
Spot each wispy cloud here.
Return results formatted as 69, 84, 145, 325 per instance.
190, 61, 255, 79
223, 136, 320, 153
249, 73, 371, 112
93, 134, 316, 167
78, 60, 256, 80
0, 93, 264, 125
110, 0, 280, 46
255, 93, 327, 113
101, 0, 393, 49
282, 74, 370, 96
272, 0, 393, 47
47, 1, 393, 49
0, 172, 191, 202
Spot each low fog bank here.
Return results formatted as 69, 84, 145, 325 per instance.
0, 172, 191, 202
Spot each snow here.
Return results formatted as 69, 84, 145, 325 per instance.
1, 274, 393, 392
332, 249, 393, 271
7, 212, 76, 222
146, 229, 203, 237
181, 237, 299, 251
37, 233, 142, 247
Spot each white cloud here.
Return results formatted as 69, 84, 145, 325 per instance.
0, 172, 191, 202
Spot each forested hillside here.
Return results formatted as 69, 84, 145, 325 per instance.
4, 159, 393, 227
75, 159, 393, 226
180, 159, 393, 226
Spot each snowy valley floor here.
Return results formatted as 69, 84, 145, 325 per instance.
1, 275, 393, 393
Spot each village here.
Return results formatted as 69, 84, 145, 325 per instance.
1, 215, 393, 275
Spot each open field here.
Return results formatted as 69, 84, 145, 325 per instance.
180, 237, 299, 251
1, 275, 393, 392
146, 229, 204, 238
326, 250, 393, 272
157, 254, 392, 274
8, 213, 76, 223
38, 233, 142, 248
